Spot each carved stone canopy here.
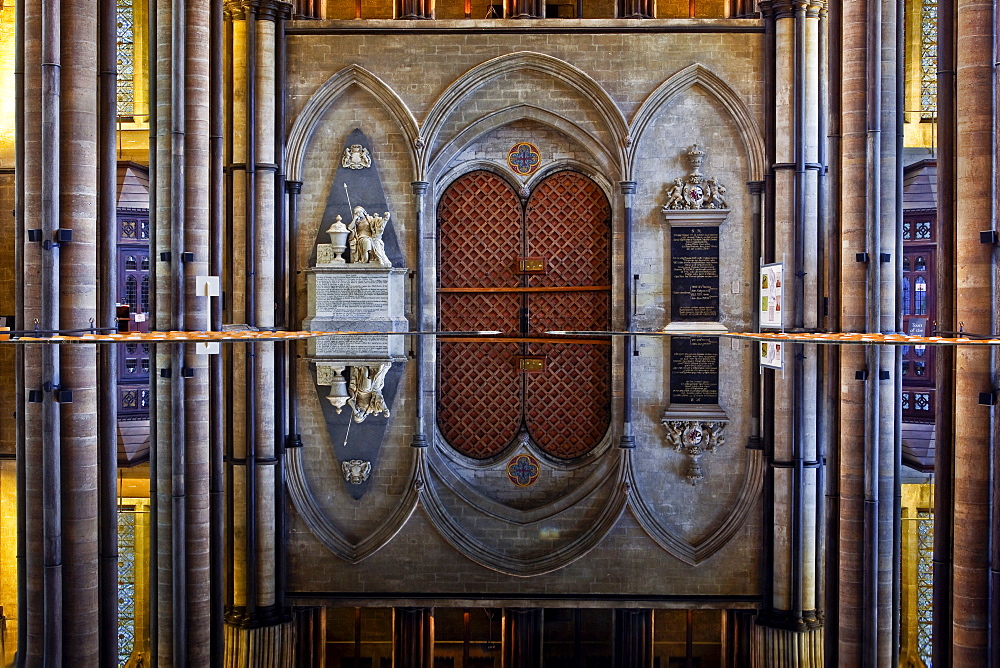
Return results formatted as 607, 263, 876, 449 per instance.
662, 144, 729, 212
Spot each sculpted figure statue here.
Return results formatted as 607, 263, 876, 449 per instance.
347, 206, 392, 267
705, 177, 728, 209
347, 363, 392, 423
665, 178, 686, 210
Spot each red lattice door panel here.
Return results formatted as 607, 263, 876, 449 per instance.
524, 342, 611, 459
525, 171, 612, 289
437, 171, 522, 289
437, 169, 612, 460
437, 342, 523, 459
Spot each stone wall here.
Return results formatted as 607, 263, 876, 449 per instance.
284, 19, 766, 602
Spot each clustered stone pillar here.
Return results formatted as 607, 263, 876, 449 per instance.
828, 0, 899, 661
224, 2, 295, 664
503, 608, 543, 668
152, 0, 214, 664
754, 0, 826, 664
19, 0, 103, 663
933, 0, 997, 664
394, 607, 434, 667
613, 609, 652, 667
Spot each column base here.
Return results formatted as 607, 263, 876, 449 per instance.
224, 608, 296, 667
752, 619, 824, 668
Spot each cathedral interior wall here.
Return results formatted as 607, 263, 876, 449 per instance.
281, 23, 767, 603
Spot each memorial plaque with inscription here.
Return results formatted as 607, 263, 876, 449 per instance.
312, 271, 391, 321
670, 226, 720, 321
669, 336, 719, 405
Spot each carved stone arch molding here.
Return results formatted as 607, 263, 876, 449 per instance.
286, 447, 422, 563
624, 448, 765, 566
417, 451, 632, 576
427, 105, 620, 185
628, 64, 766, 182
285, 65, 421, 183
422, 52, 629, 178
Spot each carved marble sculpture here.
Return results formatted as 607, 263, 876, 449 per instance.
662, 144, 729, 211
342, 459, 372, 484
347, 363, 392, 423
347, 206, 392, 267
662, 419, 727, 485
342, 144, 372, 169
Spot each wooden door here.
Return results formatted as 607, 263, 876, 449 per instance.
437, 170, 611, 460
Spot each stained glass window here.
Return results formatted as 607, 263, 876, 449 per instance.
117, 507, 137, 667
125, 276, 137, 310
121, 219, 137, 239
916, 509, 934, 664
116, 0, 135, 118
920, 0, 937, 119
916, 220, 932, 240
915, 277, 927, 314
140, 275, 150, 312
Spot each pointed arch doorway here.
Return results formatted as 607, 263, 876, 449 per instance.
436, 169, 612, 461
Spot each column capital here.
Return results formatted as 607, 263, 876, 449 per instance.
411, 181, 430, 195
224, 0, 292, 21
619, 181, 637, 194
285, 180, 303, 195
758, 0, 825, 20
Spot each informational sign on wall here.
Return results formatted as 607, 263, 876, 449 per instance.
759, 341, 783, 370
759, 262, 783, 329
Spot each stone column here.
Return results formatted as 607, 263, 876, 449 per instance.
395, 607, 433, 667
508, 0, 544, 18
946, 0, 996, 663
224, 2, 295, 663
503, 608, 542, 668
754, 1, 825, 664
19, 0, 102, 662
153, 0, 213, 664
830, 0, 899, 661
613, 609, 652, 668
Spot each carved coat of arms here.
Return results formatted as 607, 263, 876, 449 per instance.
342, 459, 372, 484
662, 144, 729, 211
342, 144, 372, 170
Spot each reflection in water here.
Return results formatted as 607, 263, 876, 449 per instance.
5, 332, 991, 664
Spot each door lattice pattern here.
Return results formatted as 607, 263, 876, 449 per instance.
437, 171, 521, 288
525, 171, 611, 288
439, 292, 520, 334
527, 291, 610, 335
437, 169, 611, 461
525, 343, 611, 459
437, 342, 523, 459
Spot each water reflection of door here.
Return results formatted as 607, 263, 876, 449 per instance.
436, 170, 611, 460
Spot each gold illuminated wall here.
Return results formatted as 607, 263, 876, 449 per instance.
899, 482, 934, 668
903, 0, 937, 149
0, 2, 18, 661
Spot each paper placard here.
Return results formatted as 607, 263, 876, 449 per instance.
760, 341, 783, 369
759, 262, 783, 329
